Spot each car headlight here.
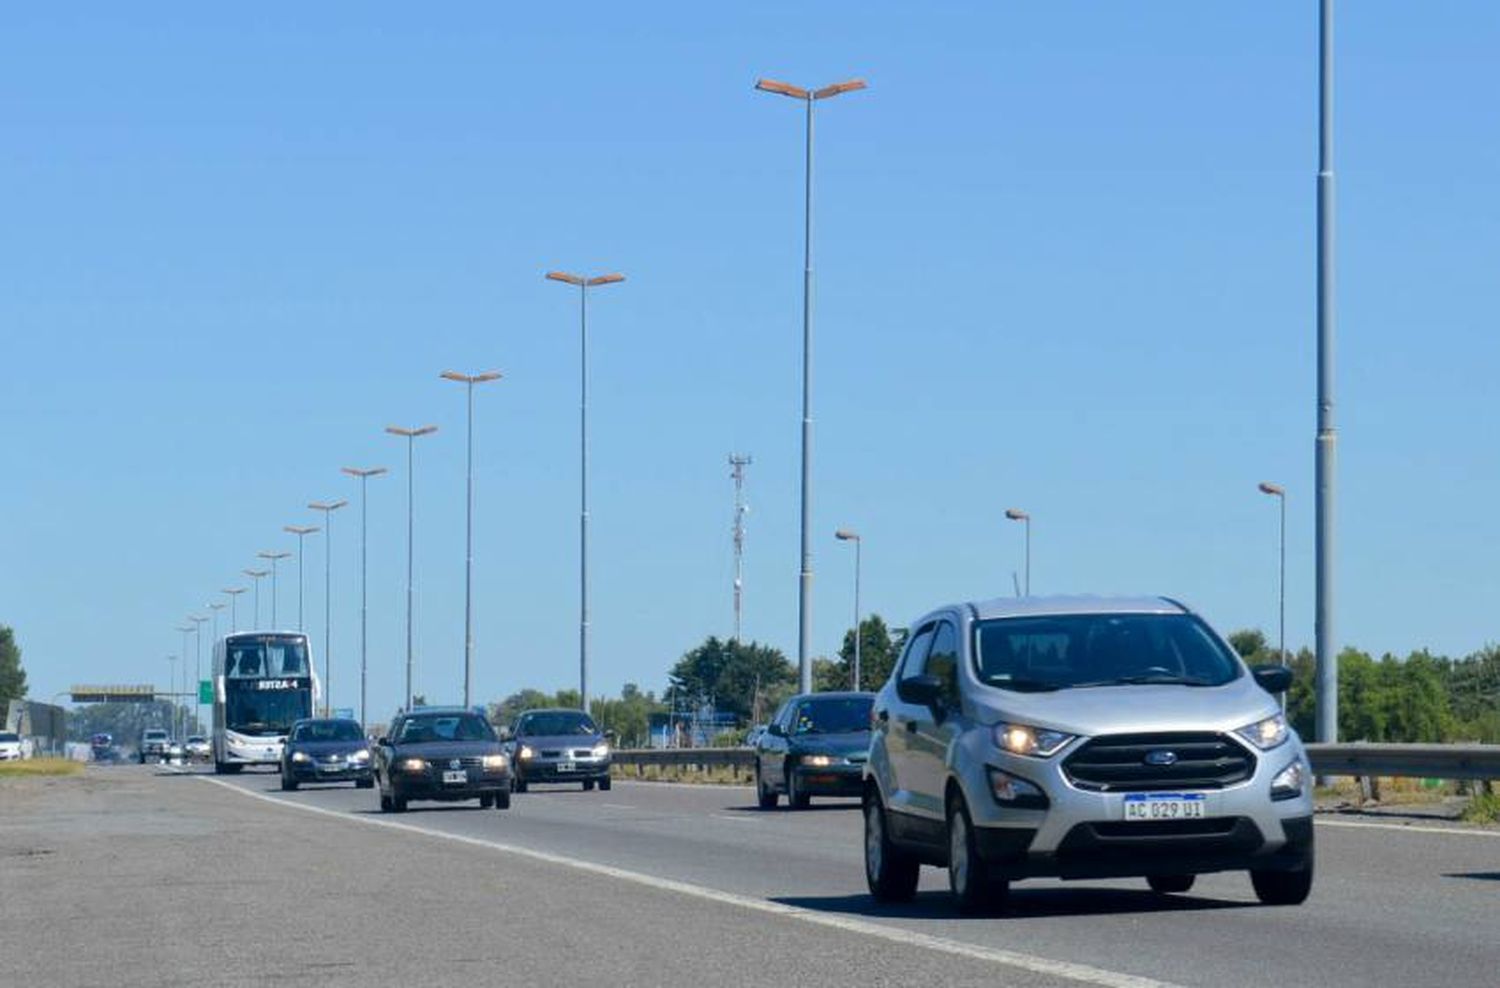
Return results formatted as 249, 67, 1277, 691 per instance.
517, 745, 534, 761
398, 757, 427, 773
482, 754, 508, 770
993, 722, 1075, 758
1236, 713, 1290, 750
349, 749, 370, 763
1271, 760, 1306, 801
291, 751, 311, 763
801, 754, 841, 768
591, 743, 610, 758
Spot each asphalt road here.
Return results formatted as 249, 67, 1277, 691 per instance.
5, 765, 1499, 987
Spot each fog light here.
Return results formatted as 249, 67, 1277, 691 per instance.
987, 768, 1048, 809
1271, 760, 1305, 801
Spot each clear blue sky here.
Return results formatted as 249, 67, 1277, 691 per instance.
4, 3, 1497, 718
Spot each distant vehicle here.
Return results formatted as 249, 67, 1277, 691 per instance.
90, 733, 114, 761
504, 708, 612, 793
165, 739, 186, 763
280, 718, 374, 791
0, 732, 22, 762
211, 632, 319, 773
184, 736, 211, 761
754, 692, 874, 810
138, 728, 169, 764
374, 708, 511, 812
862, 595, 1313, 913
743, 724, 767, 749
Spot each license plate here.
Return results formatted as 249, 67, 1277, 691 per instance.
556, 761, 576, 773
442, 770, 467, 785
1123, 793, 1206, 821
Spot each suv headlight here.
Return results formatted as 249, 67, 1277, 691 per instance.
993, 722, 1075, 758
591, 743, 610, 758
517, 745, 535, 761
1235, 713, 1290, 750
482, 754, 508, 770
349, 749, 370, 762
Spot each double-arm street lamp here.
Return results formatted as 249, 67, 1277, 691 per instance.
188, 614, 208, 733
257, 551, 292, 628
834, 529, 862, 691
1258, 482, 1288, 682
222, 587, 246, 633
242, 569, 269, 628
546, 270, 624, 711
283, 526, 320, 632
755, 74, 867, 694
386, 426, 438, 712
310, 499, 347, 717
441, 370, 502, 709
342, 466, 387, 727
1004, 508, 1031, 596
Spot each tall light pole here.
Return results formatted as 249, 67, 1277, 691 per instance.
386, 426, 438, 712
310, 499, 347, 717
257, 551, 291, 628
755, 75, 867, 694
546, 270, 625, 712
1314, 0, 1338, 746
242, 569, 268, 628
1005, 508, 1031, 596
342, 466, 387, 727
222, 587, 246, 633
283, 525, 320, 631
1259, 482, 1288, 709
173, 625, 192, 736
441, 370, 503, 710
166, 654, 180, 738
188, 615, 208, 734
835, 529, 862, 691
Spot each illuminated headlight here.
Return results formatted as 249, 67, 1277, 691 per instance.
591, 743, 610, 759
517, 745, 535, 761
290, 751, 311, 763
398, 757, 427, 773
482, 754, 509, 771
349, 749, 370, 763
993, 723, 1075, 758
1236, 713, 1290, 751
1271, 760, 1306, 801
801, 754, 842, 768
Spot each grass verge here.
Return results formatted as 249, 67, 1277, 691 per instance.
611, 763, 750, 785
1459, 791, 1500, 825
0, 758, 84, 778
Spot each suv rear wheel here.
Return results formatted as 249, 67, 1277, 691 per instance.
1147, 874, 1195, 894
864, 789, 919, 902
947, 794, 1007, 914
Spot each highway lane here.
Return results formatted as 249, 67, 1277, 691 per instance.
201, 766, 1500, 988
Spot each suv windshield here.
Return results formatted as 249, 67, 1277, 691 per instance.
791, 696, 873, 735
397, 714, 495, 743
0, 732, 19, 743
142, 730, 167, 740
973, 613, 1241, 691
517, 711, 598, 737
294, 720, 363, 742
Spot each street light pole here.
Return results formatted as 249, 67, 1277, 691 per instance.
1314, 0, 1339, 746
310, 500, 347, 717
243, 569, 268, 628
835, 529, 862, 691
256, 551, 290, 628
166, 653, 180, 738
342, 466, 387, 727
547, 271, 624, 712
1005, 508, 1031, 596
386, 426, 438, 712
188, 615, 208, 734
1259, 482, 1288, 711
222, 587, 246, 633
441, 370, 502, 710
755, 75, 867, 695
283, 526, 320, 632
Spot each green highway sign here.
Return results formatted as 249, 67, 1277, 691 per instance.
199, 680, 214, 704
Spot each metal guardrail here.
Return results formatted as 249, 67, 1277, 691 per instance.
612, 744, 1500, 782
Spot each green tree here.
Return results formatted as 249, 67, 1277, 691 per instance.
0, 626, 27, 703
667, 636, 795, 724
836, 614, 902, 691
590, 684, 665, 747
1227, 629, 1268, 661
812, 656, 846, 692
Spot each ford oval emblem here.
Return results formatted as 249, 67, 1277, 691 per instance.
1145, 750, 1178, 766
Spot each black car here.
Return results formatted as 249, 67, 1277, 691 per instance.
280, 718, 375, 791
754, 691, 874, 809
504, 708, 612, 793
375, 708, 512, 812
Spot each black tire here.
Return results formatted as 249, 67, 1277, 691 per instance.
1147, 874, 1195, 894
379, 794, 393, 813
213, 759, 225, 774
947, 794, 1006, 915
480, 793, 495, 808
755, 760, 778, 810
864, 789, 920, 903
513, 776, 528, 794
392, 796, 408, 813
583, 779, 595, 791
280, 773, 298, 792
138, 753, 146, 765
355, 778, 375, 789
1251, 863, 1313, 905
493, 789, 511, 810
788, 769, 811, 810
598, 775, 611, 792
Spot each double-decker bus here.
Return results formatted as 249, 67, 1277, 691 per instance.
211, 632, 320, 773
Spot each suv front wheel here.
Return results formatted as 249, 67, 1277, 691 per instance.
947, 793, 1007, 914
864, 789, 918, 902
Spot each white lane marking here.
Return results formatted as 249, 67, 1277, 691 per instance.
197, 775, 1178, 988
1317, 818, 1500, 839
710, 813, 761, 824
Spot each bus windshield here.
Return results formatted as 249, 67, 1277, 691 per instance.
225, 686, 311, 736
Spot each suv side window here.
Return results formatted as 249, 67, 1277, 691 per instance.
897, 623, 937, 682
922, 621, 961, 706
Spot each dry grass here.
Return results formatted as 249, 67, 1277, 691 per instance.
0, 758, 84, 778
611, 763, 750, 785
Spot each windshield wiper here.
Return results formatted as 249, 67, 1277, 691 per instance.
1074, 675, 1218, 688
988, 678, 1063, 692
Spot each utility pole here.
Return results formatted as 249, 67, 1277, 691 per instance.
729, 453, 752, 641
1315, 0, 1338, 745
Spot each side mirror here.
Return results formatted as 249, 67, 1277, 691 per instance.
766, 722, 785, 738
376, 736, 389, 746
604, 729, 617, 742
897, 674, 945, 707
497, 726, 513, 742
1251, 665, 1293, 695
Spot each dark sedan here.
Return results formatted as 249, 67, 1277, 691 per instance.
504, 708, 612, 792
280, 718, 375, 790
375, 708, 512, 812
755, 692, 874, 809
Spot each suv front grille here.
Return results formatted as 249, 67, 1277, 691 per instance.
1063, 732, 1255, 792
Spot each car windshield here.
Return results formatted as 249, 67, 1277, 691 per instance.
973, 613, 1242, 691
791, 696, 873, 735
0, 732, 19, 743
143, 730, 167, 740
293, 720, 364, 742
517, 711, 597, 737
187, 736, 206, 744
397, 714, 494, 744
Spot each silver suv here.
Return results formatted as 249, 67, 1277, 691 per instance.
863, 596, 1313, 912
